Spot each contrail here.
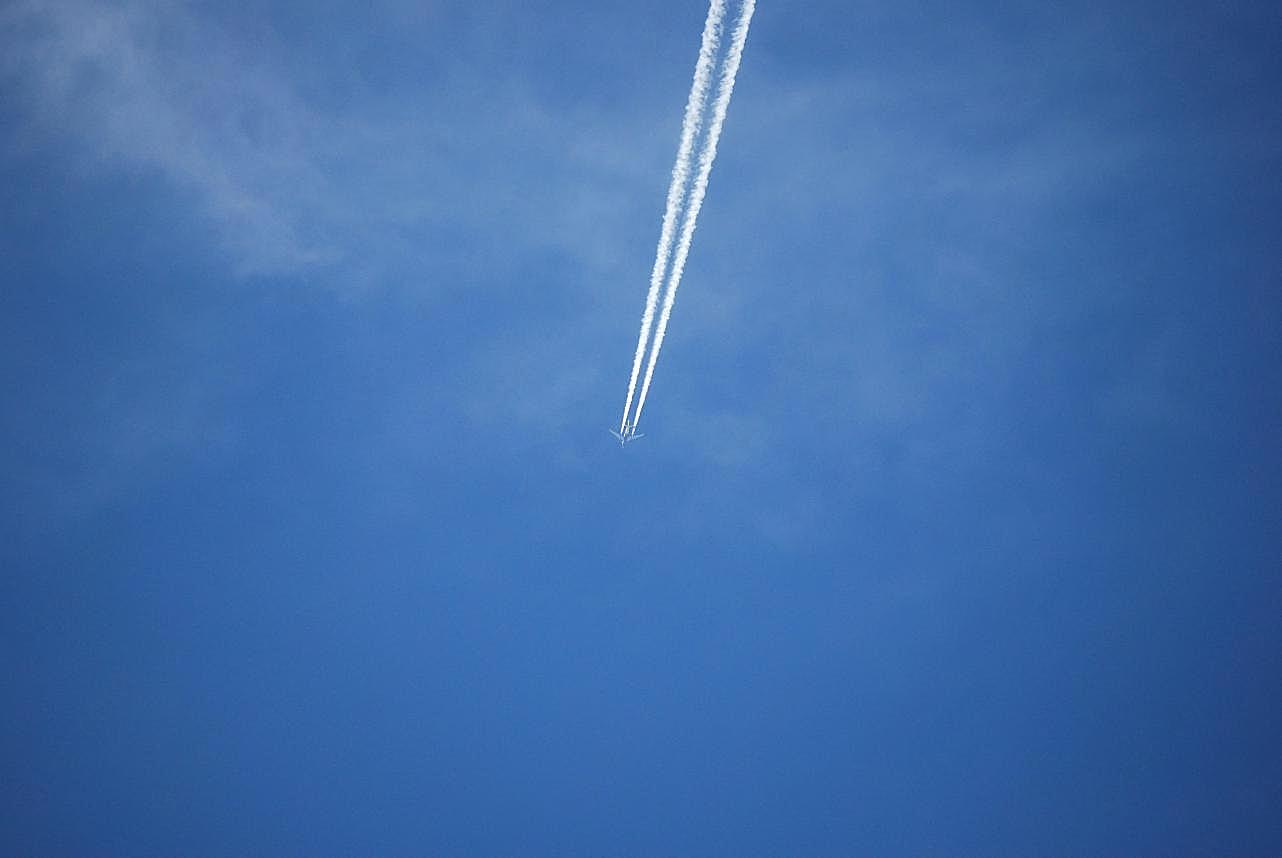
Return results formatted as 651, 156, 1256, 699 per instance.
619, 0, 726, 433
632, 0, 755, 428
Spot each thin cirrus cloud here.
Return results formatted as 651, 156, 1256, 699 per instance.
1, 1, 661, 284
5, 1, 334, 274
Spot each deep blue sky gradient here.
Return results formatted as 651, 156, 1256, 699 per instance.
3, 1, 1280, 854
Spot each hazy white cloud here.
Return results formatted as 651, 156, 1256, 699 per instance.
4, 0, 334, 273
1, 0, 669, 284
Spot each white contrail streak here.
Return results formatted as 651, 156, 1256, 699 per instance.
619, 0, 726, 433
632, 0, 755, 428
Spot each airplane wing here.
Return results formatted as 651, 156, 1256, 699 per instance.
609, 428, 643, 445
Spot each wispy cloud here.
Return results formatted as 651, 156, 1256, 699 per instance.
1, 0, 669, 284
4, 1, 335, 273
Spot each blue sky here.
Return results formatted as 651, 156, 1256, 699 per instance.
2, 1, 1280, 854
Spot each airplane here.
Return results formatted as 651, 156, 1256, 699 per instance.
610, 426, 645, 446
